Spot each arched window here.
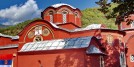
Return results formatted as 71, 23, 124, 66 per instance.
100, 56, 104, 67
49, 11, 53, 23
107, 34, 114, 45
74, 12, 79, 24
62, 11, 68, 23
120, 52, 126, 67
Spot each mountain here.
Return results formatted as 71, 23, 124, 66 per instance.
81, 3, 118, 29
0, 24, 11, 28
0, 18, 41, 36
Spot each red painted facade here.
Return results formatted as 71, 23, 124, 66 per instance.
118, 14, 134, 67
0, 3, 132, 67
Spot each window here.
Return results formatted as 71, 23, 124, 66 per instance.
107, 34, 113, 45
62, 11, 68, 23
33, 35, 43, 42
75, 12, 78, 24
28, 31, 34, 38
49, 11, 53, 23
118, 36, 123, 46
120, 52, 126, 67
100, 56, 104, 67
42, 28, 50, 36
35, 26, 42, 35
130, 54, 134, 62
131, 21, 134, 28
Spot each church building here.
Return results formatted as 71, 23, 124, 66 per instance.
0, 3, 133, 67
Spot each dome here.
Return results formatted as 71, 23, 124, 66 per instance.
51, 3, 76, 9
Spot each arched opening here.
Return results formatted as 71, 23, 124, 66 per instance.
49, 11, 54, 23
126, 35, 134, 67
107, 34, 114, 46
74, 12, 79, 24
62, 11, 68, 23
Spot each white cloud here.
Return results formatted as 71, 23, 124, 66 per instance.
0, 0, 41, 25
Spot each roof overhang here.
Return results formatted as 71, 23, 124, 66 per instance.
0, 44, 18, 50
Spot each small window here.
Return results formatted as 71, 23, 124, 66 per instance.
130, 54, 134, 62
62, 11, 68, 23
75, 12, 78, 24
120, 52, 126, 67
28, 31, 34, 38
107, 34, 114, 45
42, 28, 50, 36
49, 11, 53, 23
131, 21, 134, 28
100, 56, 104, 67
33, 35, 43, 42
35, 26, 42, 35
118, 36, 123, 46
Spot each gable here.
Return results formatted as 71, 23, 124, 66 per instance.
18, 20, 56, 43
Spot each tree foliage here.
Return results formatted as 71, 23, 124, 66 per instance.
112, 0, 134, 25
96, 0, 110, 14
97, 0, 134, 25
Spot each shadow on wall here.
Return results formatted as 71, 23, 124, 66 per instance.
104, 39, 121, 67
54, 52, 84, 67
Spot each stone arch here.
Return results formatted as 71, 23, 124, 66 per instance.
125, 35, 134, 67
24, 24, 55, 42
126, 34, 134, 45
43, 9, 56, 16
57, 7, 73, 14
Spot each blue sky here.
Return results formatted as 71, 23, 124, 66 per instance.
0, 0, 111, 25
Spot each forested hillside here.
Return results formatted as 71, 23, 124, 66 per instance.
81, 3, 118, 29
0, 18, 41, 35
0, 3, 118, 36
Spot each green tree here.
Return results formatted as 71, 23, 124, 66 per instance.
96, 0, 111, 14
81, 7, 117, 29
112, 0, 134, 25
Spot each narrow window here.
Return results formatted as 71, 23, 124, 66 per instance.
118, 36, 123, 46
62, 11, 67, 23
120, 52, 126, 67
100, 56, 104, 67
75, 12, 78, 24
49, 11, 53, 23
107, 34, 113, 46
